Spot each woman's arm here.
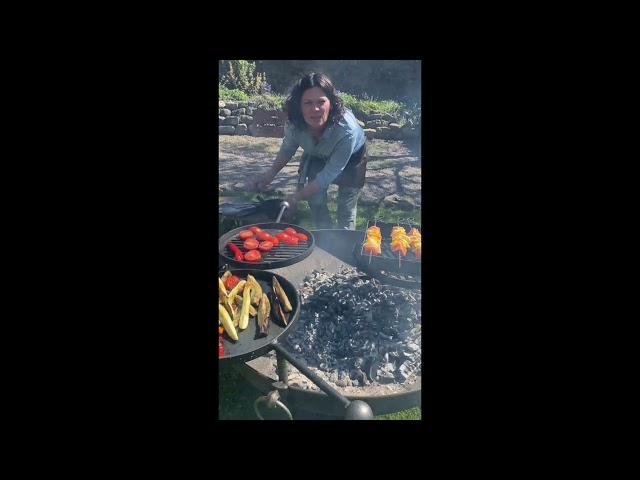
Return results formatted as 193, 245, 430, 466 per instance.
291, 178, 322, 202
267, 150, 293, 177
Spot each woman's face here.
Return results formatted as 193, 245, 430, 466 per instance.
301, 87, 331, 131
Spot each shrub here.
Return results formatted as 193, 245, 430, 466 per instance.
340, 92, 405, 119
247, 93, 286, 110
220, 60, 269, 96
218, 84, 248, 101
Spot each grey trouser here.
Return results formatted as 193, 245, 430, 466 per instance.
308, 184, 361, 230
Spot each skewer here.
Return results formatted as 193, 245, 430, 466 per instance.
406, 218, 414, 260
360, 219, 369, 257
367, 218, 378, 264
396, 218, 401, 269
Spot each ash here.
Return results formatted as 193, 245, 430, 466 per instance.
273, 266, 421, 390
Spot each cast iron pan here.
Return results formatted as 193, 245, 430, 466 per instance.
218, 267, 301, 364
218, 223, 315, 270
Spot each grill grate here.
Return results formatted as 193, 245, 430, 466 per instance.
218, 223, 315, 270
226, 233, 310, 262
353, 219, 422, 276
376, 238, 421, 263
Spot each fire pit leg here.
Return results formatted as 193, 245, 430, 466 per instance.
276, 351, 289, 385
271, 343, 374, 420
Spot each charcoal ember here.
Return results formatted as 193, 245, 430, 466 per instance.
281, 267, 421, 388
383, 362, 396, 373
397, 361, 417, 382
350, 368, 369, 386
406, 342, 420, 352
377, 371, 396, 384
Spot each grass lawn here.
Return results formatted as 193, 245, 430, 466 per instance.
219, 191, 421, 233
219, 367, 421, 420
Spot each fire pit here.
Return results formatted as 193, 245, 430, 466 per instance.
282, 266, 421, 388
221, 229, 422, 418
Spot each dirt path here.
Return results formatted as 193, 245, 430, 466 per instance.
219, 136, 421, 208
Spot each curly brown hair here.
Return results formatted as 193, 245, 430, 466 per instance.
283, 72, 346, 130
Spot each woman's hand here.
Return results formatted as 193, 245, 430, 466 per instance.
283, 193, 299, 221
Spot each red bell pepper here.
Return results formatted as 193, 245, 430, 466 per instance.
227, 242, 244, 261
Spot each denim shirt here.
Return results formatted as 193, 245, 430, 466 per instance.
278, 109, 366, 189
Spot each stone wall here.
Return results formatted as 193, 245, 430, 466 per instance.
219, 99, 420, 140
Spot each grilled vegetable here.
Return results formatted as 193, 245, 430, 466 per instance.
363, 239, 381, 256
218, 303, 238, 341
232, 302, 240, 327
258, 240, 274, 252
272, 276, 292, 312
246, 275, 262, 306
244, 250, 262, 262
218, 277, 228, 303
222, 296, 237, 320
269, 291, 289, 326
239, 285, 252, 330
243, 238, 259, 250
234, 294, 256, 316
224, 274, 241, 290
227, 243, 244, 261
257, 293, 270, 337
227, 279, 246, 300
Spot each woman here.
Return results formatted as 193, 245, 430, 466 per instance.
247, 73, 367, 230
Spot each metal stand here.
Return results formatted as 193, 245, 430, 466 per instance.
253, 343, 373, 420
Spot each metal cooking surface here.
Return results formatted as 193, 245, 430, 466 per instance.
226, 233, 309, 261
219, 269, 300, 364
374, 239, 421, 263
359, 220, 421, 263
237, 229, 422, 401
354, 221, 422, 276
265, 229, 363, 284
218, 222, 315, 270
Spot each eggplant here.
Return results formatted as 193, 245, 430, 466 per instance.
272, 277, 292, 312
269, 291, 289, 327
257, 293, 270, 337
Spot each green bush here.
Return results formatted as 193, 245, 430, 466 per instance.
218, 84, 249, 101
340, 92, 406, 121
247, 93, 286, 110
220, 60, 267, 96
